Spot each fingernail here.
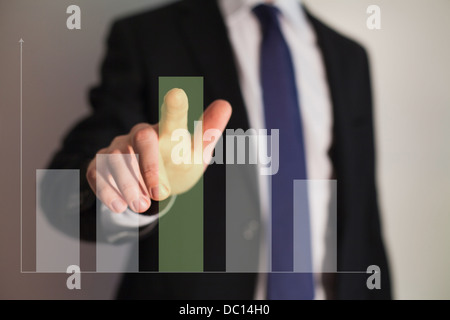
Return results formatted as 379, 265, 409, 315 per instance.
151, 185, 169, 200
132, 197, 149, 212
111, 200, 126, 213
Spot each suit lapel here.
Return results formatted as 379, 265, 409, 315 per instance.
305, 9, 351, 177
305, 9, 353, 280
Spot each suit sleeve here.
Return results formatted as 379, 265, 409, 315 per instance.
41, 20, 159, 242
362, 48, 392, 300
335, 44, 392, 300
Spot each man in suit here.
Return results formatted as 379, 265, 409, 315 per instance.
44, 0, 391, 299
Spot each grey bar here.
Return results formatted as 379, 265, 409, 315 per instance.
322, 180, 337, 273
36, 169, 80, 272
226, 130, 261, 272
294, 180, 337, 273
96, 154, 139, 272
293, 180, 313, 273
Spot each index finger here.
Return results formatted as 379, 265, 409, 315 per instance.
159, 88, 189, 136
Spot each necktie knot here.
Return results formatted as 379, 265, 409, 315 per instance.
252, 4, 281, 35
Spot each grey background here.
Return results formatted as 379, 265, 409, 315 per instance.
1, 0, 449, 299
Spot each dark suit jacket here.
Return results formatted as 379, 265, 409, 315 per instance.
45, 0, 391, 299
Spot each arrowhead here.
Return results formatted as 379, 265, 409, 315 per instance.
19, 38, 24, 43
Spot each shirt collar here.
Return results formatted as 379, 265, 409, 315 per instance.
219, 0, 304, 20
219, 0, 307, 32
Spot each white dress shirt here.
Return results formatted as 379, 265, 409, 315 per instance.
101, 0, 334, 300
218, 0, 333, 300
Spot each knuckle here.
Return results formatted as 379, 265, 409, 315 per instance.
131, 123, 146, 131
111, 135, 126, 146
97, 148, 108, 155
86, 167, 97, 183
131, 123, 150, 135
119, 181, 139, 196
109, 149, 122, 156
96, 188, 111, 203
133, 127, 156, 144
107, 149, 126, 167
141, 164, 159, 181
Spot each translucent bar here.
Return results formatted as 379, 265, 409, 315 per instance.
95, 154, 139, 272
226, 129, 262, 272
36, 169, 79, 272
158, 77, 204, 272
294, 179, 337, 273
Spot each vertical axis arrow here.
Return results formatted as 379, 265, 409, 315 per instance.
19, 38, 24, 272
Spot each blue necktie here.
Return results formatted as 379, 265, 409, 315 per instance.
253, 4, 315, 300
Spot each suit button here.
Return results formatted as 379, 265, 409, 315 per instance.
243, 220, 259, 240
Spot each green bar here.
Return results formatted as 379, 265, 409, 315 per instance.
158, 77, 204, 272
